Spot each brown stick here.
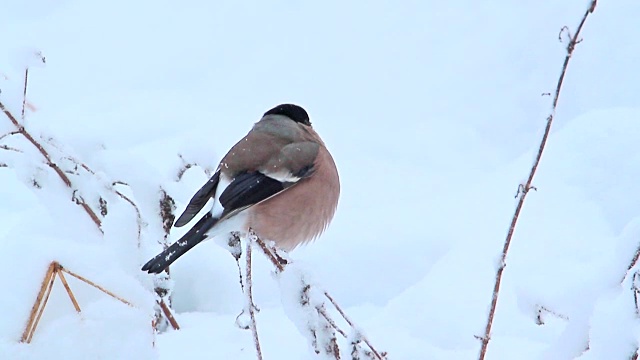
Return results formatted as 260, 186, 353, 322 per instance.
477, 2, 598, 359
58, 265, 133, 307
55, 264, 82, 313
26, 270, 57, 344
157, 299, 181, 330
21, 263, 56, 343
245, 236, 264, 360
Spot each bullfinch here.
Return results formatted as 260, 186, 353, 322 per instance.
142, 104, 340, 274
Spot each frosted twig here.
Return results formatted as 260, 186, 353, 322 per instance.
477, 1, 598, 359
0, 98, 103, 232
324, 291, 385, 360
252, 234, 385, 359
318, 306, 348, 338
51, 149, 145, 244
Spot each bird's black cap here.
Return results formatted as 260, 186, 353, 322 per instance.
264, 104, 311, 126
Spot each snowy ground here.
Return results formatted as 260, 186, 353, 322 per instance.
1, 0, 640, 359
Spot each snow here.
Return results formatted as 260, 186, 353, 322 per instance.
1, 0, 640, 359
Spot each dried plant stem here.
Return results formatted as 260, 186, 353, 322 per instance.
58, 264, 133, 307
244, 239, 263, 360
477, 1, 598, 359
21, 261, 164, 343
0, 130, 20, 141
157, 299, 181, 330
21, 262, 56, 343
324, 291, 384, 360
56, 268, 82, 313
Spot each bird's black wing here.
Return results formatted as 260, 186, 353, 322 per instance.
174, 171, 220, 227
218, 171, 287, 216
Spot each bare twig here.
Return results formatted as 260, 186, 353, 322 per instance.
0, 130, 20, 141
114, 187, 143, 245
477, 1, 598, 359
244, 238, 263, 360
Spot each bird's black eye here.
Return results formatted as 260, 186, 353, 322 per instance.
264, 104, 311, 126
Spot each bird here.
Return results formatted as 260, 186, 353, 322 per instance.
142, 104, 340, 274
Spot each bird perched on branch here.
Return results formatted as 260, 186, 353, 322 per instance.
142, 104, 340, 274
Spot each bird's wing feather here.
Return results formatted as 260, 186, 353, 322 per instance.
218, 171, 286, 215
174, 171, 220, 227
218, 141, 319, 217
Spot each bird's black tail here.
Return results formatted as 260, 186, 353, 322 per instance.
141, 213, 218, 274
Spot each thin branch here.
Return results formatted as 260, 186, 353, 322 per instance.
0, 144, 23, 153
115, 187, 143, 245
21, 68, 28, 122
477, 1, 598, 359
